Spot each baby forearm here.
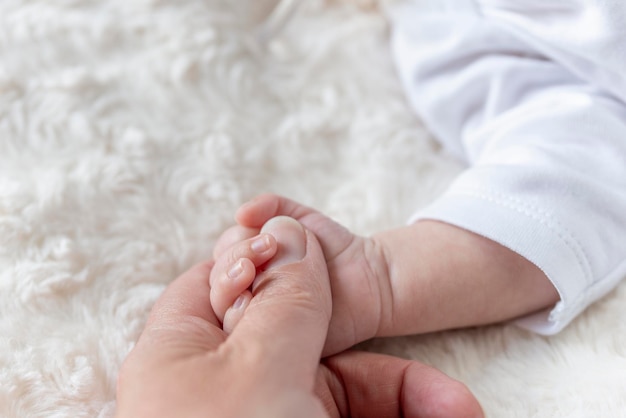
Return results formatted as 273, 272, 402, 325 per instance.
371, 220, 559, 336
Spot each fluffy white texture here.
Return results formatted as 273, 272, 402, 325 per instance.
0, 0, 623, 417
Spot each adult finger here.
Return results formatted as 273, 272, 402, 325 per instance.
141, 261, 226, 351
228, 216, 332, 390
316, 351, 484, 418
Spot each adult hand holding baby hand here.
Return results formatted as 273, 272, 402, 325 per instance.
115, 216, 483, 418
116, 216, 331, 418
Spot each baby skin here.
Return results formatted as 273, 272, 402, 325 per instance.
211, 194, 560, 355
209, 216, 303, 334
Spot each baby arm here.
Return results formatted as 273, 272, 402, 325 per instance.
371, 220, 559, 336
233, 194, 559, 354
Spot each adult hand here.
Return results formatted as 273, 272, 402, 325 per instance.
115, 217, 483, 417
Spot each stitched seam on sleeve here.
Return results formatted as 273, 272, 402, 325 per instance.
453, 188, 593, 286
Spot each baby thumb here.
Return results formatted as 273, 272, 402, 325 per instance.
228, 216, 332, 390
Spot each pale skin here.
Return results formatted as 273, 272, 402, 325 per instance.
116, 216, 484, 418
210, 193, 560, 356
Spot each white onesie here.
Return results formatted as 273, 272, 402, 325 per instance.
389, 0, 626, 334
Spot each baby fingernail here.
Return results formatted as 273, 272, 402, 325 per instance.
233, 295, 246, 309
228, 260, 243, 279
251, 235, 271, 253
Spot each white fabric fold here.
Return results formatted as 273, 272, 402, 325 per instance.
390, 0, 626, 334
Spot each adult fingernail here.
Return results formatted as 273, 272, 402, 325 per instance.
260, 216, 306, 268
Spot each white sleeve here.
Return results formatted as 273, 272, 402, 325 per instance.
389, 2, 626, 334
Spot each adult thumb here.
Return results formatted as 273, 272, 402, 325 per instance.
228, 216, 332, 391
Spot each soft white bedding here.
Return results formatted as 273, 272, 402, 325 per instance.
1, 1, 624, 416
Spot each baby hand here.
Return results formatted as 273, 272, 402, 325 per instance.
208, 234, 275, 333
210, 216, 315, 334
230, 194, 388, 356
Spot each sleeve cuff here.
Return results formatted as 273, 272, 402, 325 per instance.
409, 189, 589, 335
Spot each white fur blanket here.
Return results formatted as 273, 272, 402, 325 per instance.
1, 1, 625, 417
